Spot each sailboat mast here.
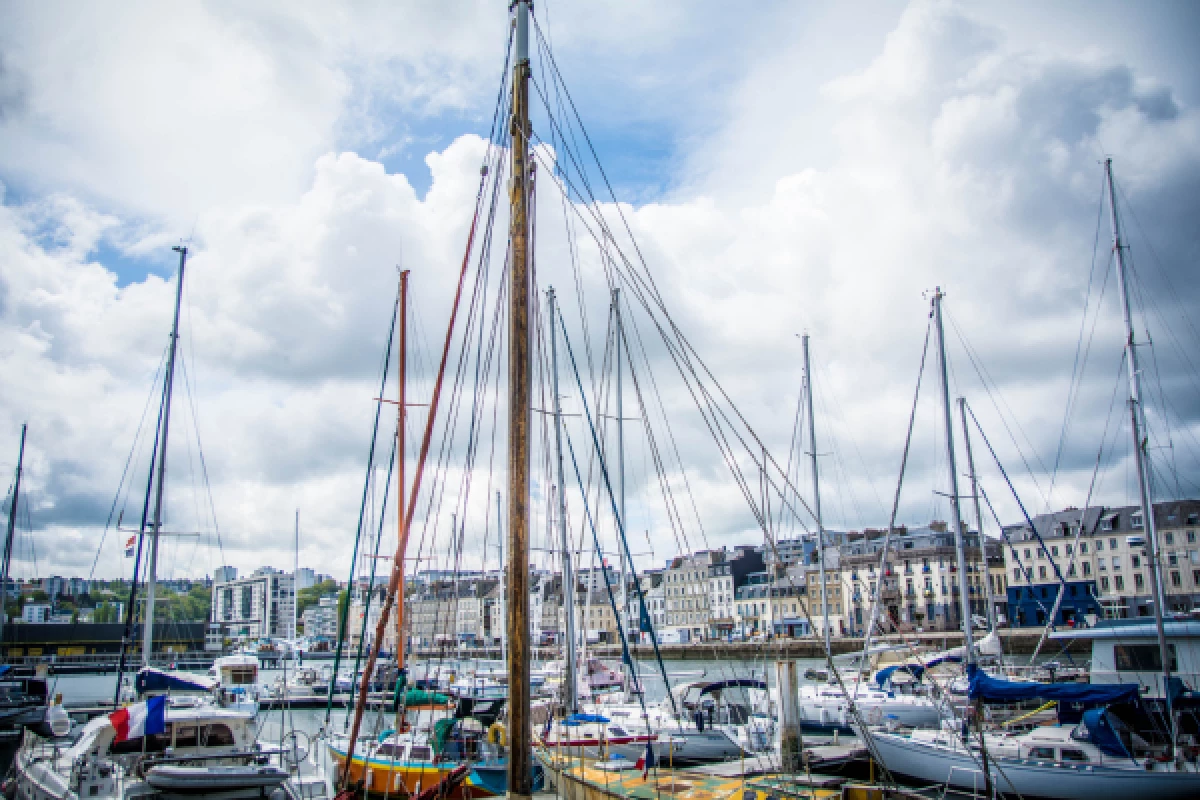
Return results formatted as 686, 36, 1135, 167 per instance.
932, 288, 975, 665
0, 424, 27, 645
958, 397, 996, 631
1104, 159, 1173, 742
548, 289, 578, 712
496, 490, 505, 664
293, 510, 299, 641
506, 1, 533, 795
802, 334, 831, 654
143, 245, 188, 665
396, 269, 408, 669
614, 289, 628, 636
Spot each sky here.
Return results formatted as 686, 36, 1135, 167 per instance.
1, 0, 1199, 585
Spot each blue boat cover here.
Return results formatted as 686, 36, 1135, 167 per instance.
0, 664, 10, 676
966, 665, 1140, 705
135, 667, 218, 694
1078, 708, 1134, 759
875, 664, 925, 687
564, 713, 609, 726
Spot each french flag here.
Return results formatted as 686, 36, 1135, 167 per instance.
124, 536, 137, 558
109, 696, 167, 742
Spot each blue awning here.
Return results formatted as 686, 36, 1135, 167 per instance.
135, 667, 218, 694
1078, 708, 1134, 760
967, 665, 1140, 705
564, 713, 609, 726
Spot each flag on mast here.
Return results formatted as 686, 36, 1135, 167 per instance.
124, 536, 136, 557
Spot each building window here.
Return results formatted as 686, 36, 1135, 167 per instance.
1082, 562, 1091, 576
1131, 555, 1141, 568
1166, 532, 1175, 545
1038, 566, 1047, 580
1098, 557, 1107, 570
1080, 541, 1089, 554
1112, 558, 1121, 570
1189, 531, 1197, 543
1101, 515, 1117, 532
1134, 574, 1145, 590
1115, 575, 1125, 591
1131, 513, 1143, 529
1171, 572, 1182, 588
1023, 548, 1031, 560
1100, 576, 1110, 591
1051, 546, 1059, 557
1169, 553, 1178, 567
1109, 538, 1118, 550
1012, 568, 1020, 582
1095, 540, 1103, 551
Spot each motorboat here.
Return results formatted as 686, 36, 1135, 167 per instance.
12, 703, 326, 799
208, 654, 262, 713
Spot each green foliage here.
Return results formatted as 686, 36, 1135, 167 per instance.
151, 584, 212, 622
296, 579, 339, 618
93, 602, 120, 624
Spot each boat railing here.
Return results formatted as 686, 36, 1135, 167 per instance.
942, 765, 988, 799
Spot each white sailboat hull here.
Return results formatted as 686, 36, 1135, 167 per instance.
869, 730, 1200, 800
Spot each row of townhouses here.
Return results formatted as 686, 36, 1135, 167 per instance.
394, 499, 1200, 647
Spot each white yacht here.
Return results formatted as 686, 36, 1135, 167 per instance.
13, 704, 325, 800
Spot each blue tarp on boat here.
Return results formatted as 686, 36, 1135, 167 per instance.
135, 667, 218, 695
564, 713, 609, 726
1078, 708, 1135, 759
967, 664, 1140, 705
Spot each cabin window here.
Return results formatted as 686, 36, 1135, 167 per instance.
376, 744, 401, 758
1115, 644, 1177, 672
200, 724, 237, 747
1029, 746, 1055, 760
111, 729, 173, 754
173, 725, 199, 748
409, 746, 432, 761
1060, 749, 1089, 763
608, 726, 628, 737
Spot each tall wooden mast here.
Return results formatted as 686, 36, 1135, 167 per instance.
507, 1, 533, 797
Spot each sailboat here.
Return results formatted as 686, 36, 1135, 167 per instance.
11, 246, 322, 800
867, 166, 1200, 798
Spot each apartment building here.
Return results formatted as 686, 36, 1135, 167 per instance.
706, 545, 764, 639
662, 550, 723, 642
211, 567, 295, 640
838, 524, 995, 634
301, 595, 338, 638
1004, 500, 1200, 625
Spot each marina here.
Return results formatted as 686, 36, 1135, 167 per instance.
1, 3, 1199, 800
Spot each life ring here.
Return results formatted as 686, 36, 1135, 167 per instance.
487, 722, 508, 747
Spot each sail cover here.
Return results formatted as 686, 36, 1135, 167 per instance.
1077, 708, 1135, 759
967, 665, 1140, 704
135, 667, 218, 695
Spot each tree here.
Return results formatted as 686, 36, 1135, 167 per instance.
297, 580, 339, 618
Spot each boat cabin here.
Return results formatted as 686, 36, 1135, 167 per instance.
1051, 618, 1200, 698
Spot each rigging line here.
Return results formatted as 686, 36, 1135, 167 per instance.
1052, 175, 1111, 497
1114, 177, 1200, 355
352, 430, 400, 695
857, 319, 932, 684
528, 142, 819, 534
977, 484, 1060, 627
965, 401, 1075, 616
323, 283, 399, 726
944, 309, 1051, 509
560, 384, 672, 722
82, 342, 170, 587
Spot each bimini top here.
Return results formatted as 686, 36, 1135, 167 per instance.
966, 664, 1140, 705
675, 679, 767, 697
136, 667, 218, 695
1049, 618, 1200, 641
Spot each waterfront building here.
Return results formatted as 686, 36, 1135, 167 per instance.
210, 566, 295, 640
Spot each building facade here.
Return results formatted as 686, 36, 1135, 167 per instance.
211, 567, 296, 640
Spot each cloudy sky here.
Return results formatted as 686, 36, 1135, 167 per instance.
1, 0, 1198, 585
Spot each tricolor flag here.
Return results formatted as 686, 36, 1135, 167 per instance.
108, 696, 166, 743
124, 536, 137, 558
